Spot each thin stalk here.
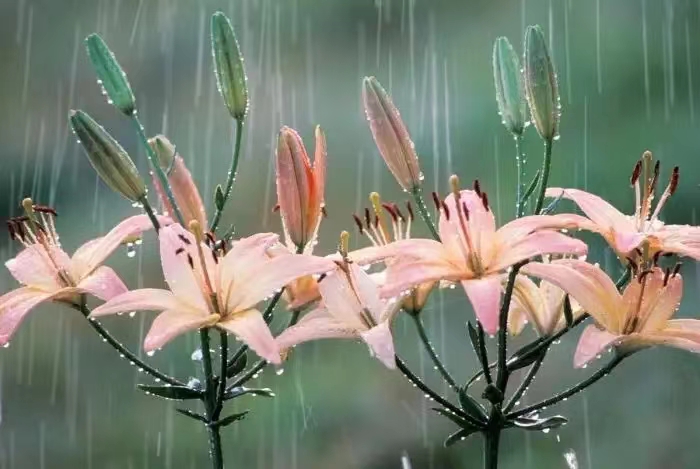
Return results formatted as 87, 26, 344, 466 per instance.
483, 430, 501, 469
213, 331, 228, 419
199, 328, 224, 469
514, 134, 526, 218
508, 354, 626, 419
139, 195, 160, 231
532, 139, 553, 215
411, 314, 458, 391
210, 119, 244, 234
130, 115, 185, 225
75, 302, 183, 386
496, 265, 522, 390
503, 352, 545, 413
411, 186, 440, 241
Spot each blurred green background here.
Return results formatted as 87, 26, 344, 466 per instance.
0, 0, 699, 467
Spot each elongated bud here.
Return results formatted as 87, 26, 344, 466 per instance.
523, 25, 559, 141
148, 135, 207, 227
211, 12, 249, 121
276, 126, 326, 251
362, 76, 422, 192
493, 37, 527, 135
70, 110, 146, 201
402, 281, 437, 316
85, 34, 136, 116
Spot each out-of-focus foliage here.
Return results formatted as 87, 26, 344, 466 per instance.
0, 0, 698, 468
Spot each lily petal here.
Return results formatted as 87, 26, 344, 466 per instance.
76, 266, 127, 301
152, 149, 207, 227
491, 231, 587, 273
380, 258, 463, 299
144, 309, 216, 352
6, 245, 70, 291
544, 187, 633, 233
158, 225, 209, 312
509, 274, 547, 335
317, 266, 367, 330
0, 287, 58, 345
360, 322, 397, 369
90, 289, 184, 317
635, 269, 683, 332
574, 324, 620, 368
218, 309, 281, 364
462, 276, 502, 335
346, 263, 386, 324
275, 307, 356, 352
497, 213, 595, 241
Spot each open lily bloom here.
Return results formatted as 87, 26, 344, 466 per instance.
545, 154, 700, 261
370, 184, 589, 334
507, 273, 583, 336
276, 261, 403, 369
91, 224, 335, 363
521, 259, 700, 368
0, 204, 164, 345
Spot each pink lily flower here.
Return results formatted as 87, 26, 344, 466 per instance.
149, 135, 207, 227
276, 260, 403, 369
0, 201, 165, 345
521, 259, 700, 367
368, 179, 589, 334
546, 152, 700, 260
91, 223, 335, 363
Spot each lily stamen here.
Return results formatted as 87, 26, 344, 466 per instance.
188, 220, 218, 314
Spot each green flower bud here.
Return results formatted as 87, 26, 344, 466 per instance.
70, 110, 146, 202
493, 37, 527, 135
523, 25, 560, 141
211, 12, 249, 121
85, 34, 136, 116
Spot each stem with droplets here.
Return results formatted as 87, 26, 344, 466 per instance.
532, 139, 553, 215
411, 314, 458, 391
199, 328, 224, 469
211, 119, 245, 234
411, 186, 440, 241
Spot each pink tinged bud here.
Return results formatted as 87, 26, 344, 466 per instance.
362, 76, 422, 192
148, 135, 207, 227
275, 126, 326, 250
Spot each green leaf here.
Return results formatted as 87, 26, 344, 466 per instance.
215, 184, 225, 211
444, 427, 480, 447
521, 170, 541, 202
523, 25, 559, 141
224, 386, 275, 400
137, 384, 203, 400
175, 408, 207, 423
457, 387, 487, 423
513, 415, 568, 431
211, 12, 248, 120
432, 408, 482, 431
211, 411, 249, 429
493, 36, 527, 135
507, 339, 548, 372
226, 352, 248, 378
85, 34, 136, 116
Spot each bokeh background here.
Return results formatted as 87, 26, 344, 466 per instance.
0, 0, 699, 467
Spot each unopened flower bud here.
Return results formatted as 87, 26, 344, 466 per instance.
70, 110, 146, 202
148, 135, 207, 227
402, 281, 437, 316
211, 12, 249, 121
493, 37, 527, 136
523, 25, 559, 141
362, 76, 422, 192
85, 34, 136, 116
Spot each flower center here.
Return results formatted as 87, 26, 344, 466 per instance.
630, 151, 679, 233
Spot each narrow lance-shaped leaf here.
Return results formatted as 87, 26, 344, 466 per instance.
444, 427, 480, 448
493, 36, 528, 135
211, 12, 249, 121
137, 384, 203, 400
70, 110, 146, 202
457, 387, 488, 422
523, 25, 559, 141
512, 415, 568, 431
85, 34, 136, 116
225, 352, 248, 378
210, 411, 249, 429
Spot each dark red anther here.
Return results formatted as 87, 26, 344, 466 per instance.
352, 214, 364, 234
630, 160, 642, 186
473, 180, 482, 196
364, 208, 372, 228
663, 268, 671, 286
205, 232, 216, 246
393, 203, 406, 222
652, 251, 661, 266
406, 201, 415, 221
14, 221, 26, 240
272, 203, 280, 212
431, 191, 442, 211
481, 192, 490, 211
175, 247, 185, 255
441, 201, 450, 220
638, 269, 653, 282
626, 257, 638, 275
6, 221, 16, 240
461, 201, 470, 221
381, 203, 398, 221
186, 253, 195, 269
34, 205, 58, 217
668, 166, 680, 195
672, 262, 682, 277
321, 206, 328, 218
211, 250, 219, 264
178, 234, 192, 245
373, 215, 380, 228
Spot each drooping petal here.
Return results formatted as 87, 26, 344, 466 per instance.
509, 274, 547, 335
490, 231, 587, 273
0, 287, 58, 345
225, 254, 335, 313
76, 266, 127, 301
497, 213, 595, 242
158, 225, 209, 312
275, 307, 356, 352
574, 325, 620, 368
218, 309, 281, 364
544, 188, 633, 233
90, 289, 184, 317
5, 245, 69, 291
652, 225, 700, 260
462, 276, 502, 335
360, 322, 397, 369
71, 214, 169, 279
521, 260, 624, 331
380, 259, 463, 299
144, 309, 217, 352
317, 266, 367, 330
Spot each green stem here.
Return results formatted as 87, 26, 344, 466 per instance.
130, 115, 185, 225
199, 328, 224, 469
514, 134, 526, 218
496, 265, 522, 391
210, 119, 244, 234
75, 301, 183, 386
503, 352, 545, 414
139, 196, 160, 231
411, 187, 440, 241
411, 314, 458, 391
483, 430, 500, 469
532, 139, 553, 215
508, 354, 626, 420
213, 331, 228, 419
